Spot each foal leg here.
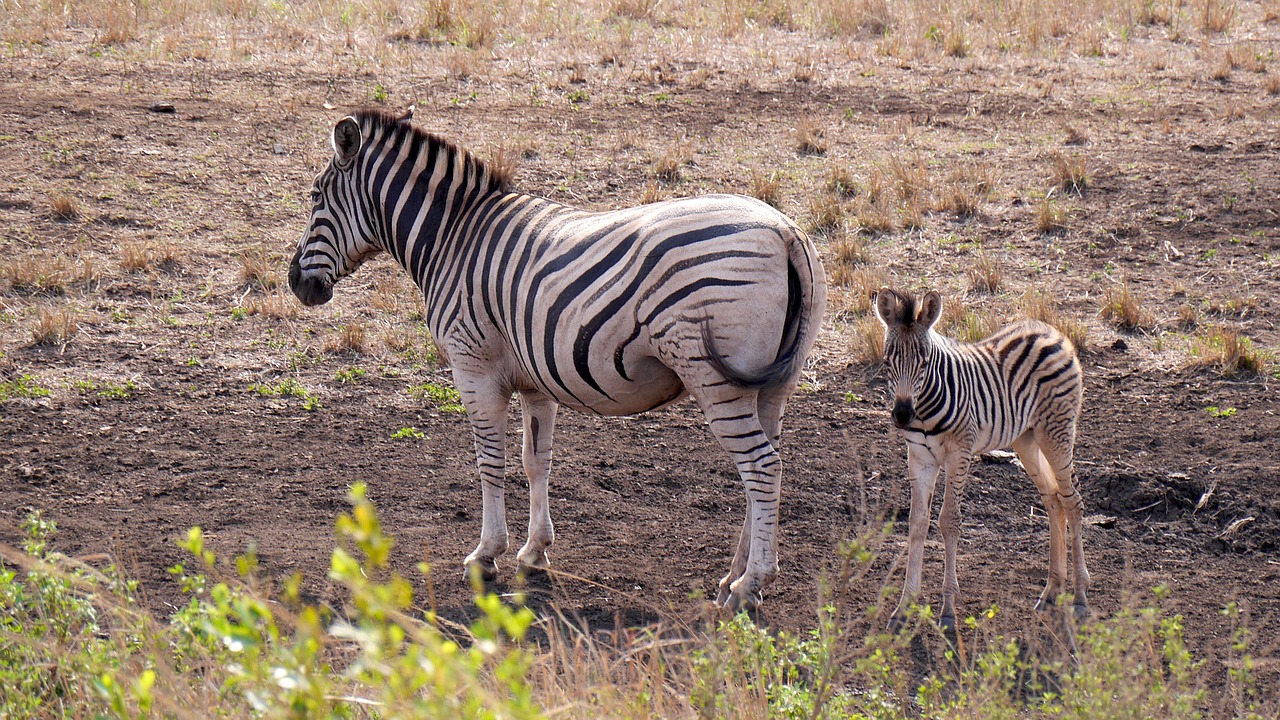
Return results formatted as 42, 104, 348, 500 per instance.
457, 372, 511, 583
1012, 430, 1069, 613
515, 391, 558, 574
891, 443, 941, 630
937, 446, 973, 631
1038, 426, 1089, 619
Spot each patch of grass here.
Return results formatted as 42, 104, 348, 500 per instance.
825, 163, 858, 198
1200, 0, 1236, 33
0, 374, 51, 401
1188, 325, 1271, 377
849, 312, 885, 365
1051, 151, 1089, 194
1100, 281, 1151, 333
1036, 198, 1067, 233
31, 304, 78, 345
749, 170, 783, 208
1022, 289, 1088, 352
409, 381, 466, 413
806, 190, 843, 236
243, 291, 298, 319
967, 251, 1003, 294
48, 191, 79, 220
120, 241, 181, 273
1, 255, 96, 295
794, 117, 828, 156
324, 323, 367, 354
72, 377, 138, 400
238, 247, 280, 290
650, 144, 690, 183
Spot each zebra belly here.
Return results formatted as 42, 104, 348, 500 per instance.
537, 357, 687, 416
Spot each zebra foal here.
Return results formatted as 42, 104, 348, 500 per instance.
288, 108, 826, 611
873, 288, 1088, 630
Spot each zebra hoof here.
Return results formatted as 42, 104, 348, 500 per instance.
887, 612, 907, 634
463, 558, 499, 586
938, 613, 957, 633
1071, 602, 1090, 621
514, 550, 550, 578
721, 581, 763, 614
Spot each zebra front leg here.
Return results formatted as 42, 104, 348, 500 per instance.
937, 446, 973, 632
458, 375, 512, 584
515, 391, 557, 575
891, 444, 940, 631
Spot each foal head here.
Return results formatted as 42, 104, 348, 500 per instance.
872, 288, 942, 429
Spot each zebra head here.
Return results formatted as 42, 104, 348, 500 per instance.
873, 288, 942, 429
289, 113, 395, 307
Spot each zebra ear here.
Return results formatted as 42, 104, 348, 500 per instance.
872, 289, 896, 328
332, 117, 362, 165
399, 105, 415, 123
917, 291, 943, 330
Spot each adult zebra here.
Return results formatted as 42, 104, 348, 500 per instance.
873, 288, 1088, 631
288, 108, 826, 611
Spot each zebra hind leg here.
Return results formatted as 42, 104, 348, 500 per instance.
1012, 431, 1070, 615
1037, 426, 1090, 620
715, 388, 789, 605
515, 391, 558, 575
697, 391, 781, 613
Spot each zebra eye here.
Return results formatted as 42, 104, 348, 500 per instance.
310, 191, 321, 205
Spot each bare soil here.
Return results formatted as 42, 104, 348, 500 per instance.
2, 15, 1279, 706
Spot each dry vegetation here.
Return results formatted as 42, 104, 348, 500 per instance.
2, 0, 1279, 715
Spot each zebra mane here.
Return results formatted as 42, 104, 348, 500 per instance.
352, 107, 512, 194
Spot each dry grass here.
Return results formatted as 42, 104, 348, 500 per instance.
1035, 198, 1067, 233
806, 190, 843, 236
1100, 281, 1151, 333
826, 234, 871, 288
824, 163, 857, 199
49, 191, 80, 221
935, 160, 995, 217
650, 145, 689, 183
381, 325, 416, 352
324, 323, 368, 354
967, 252, 1003, 294
1200, 0, 1237, 33
749, 170, 783, 208
850, 312, 885, 365
639, 181, 665, 204
941, 299, 999, 343
2, 255, 97, 295
1050, 151, 1088, 194
610, 0, 658, 20
239, 248, 280, 291
244, 291, 298, 320
1265, 72, 1280, 95
120, 242, 181, 273
794, 117, 828, 156
1021, 289, 1088, 352
1188, 325, 1270, 377
31, 304, 79, 346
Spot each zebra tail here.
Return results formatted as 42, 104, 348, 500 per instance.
701, 236, 823, 390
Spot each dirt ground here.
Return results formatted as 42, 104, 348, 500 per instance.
2, 5, 1280, 707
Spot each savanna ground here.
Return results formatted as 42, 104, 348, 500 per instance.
2, 0, 1279, 713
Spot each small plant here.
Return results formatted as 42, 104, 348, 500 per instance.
566, 88, 589, 106
391, 426, 426, 440
371, 82, 389, 103
239, 247, 279, 290
1188, 325, 1270, 377
49, 191, 79, 220
324, 323, 367, 354
1036, 197, 1067, 232
1205, 405, 1237, 418
409, 381, 466, 413
825, 163, 857, 198
843, 390, 863, 403
806, 191, 843, 236
967, 251, 1003, 293
334, 367, 367, 384
650, 146, 686, 182
0, 374, 51, 401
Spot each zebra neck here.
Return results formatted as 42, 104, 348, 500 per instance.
374, 151, 506, 291
915, 335, 975, 425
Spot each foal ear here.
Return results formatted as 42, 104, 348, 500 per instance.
917, 291, 943, 330
873, 288, 898, 328
398, 104, 415, 124
332, 116, 362, 165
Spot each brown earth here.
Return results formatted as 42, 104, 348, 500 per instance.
2, 12, 1279, 709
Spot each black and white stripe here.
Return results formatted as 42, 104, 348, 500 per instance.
289, 108, 826, 611
873, 288, 1087, 630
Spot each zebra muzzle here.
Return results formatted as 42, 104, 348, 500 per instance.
892, 399, 914, 429
289, 263, 333, 307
